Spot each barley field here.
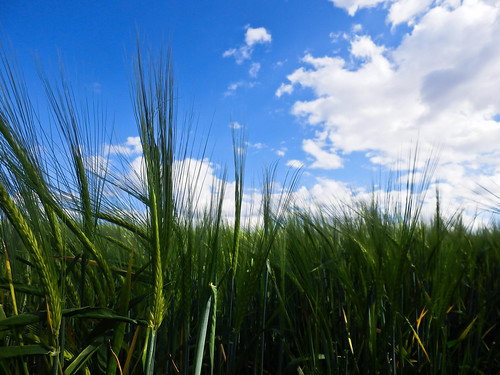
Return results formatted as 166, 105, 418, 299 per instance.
0, 46, 498, 374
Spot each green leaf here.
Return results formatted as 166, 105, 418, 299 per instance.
0, 311, 45, 331
0, 344, 53, 358
197, 284, 219, 375
0, 307, 146, 332
194, 292, 212, 375
209, 283, 217, 375
62, 307, 146, 325
63, 337, 105, 375
0, 282, 44, 297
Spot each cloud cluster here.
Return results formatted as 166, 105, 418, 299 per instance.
329, 0, 438, 24
223, 25, 272, 64
222, 25, 271, 95
278, 0, 500, 220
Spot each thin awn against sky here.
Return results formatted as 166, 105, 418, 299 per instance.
1, 0, 500, 225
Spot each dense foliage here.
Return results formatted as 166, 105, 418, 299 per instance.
0, 46, 498, 374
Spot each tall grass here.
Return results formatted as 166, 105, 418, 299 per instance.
0, 42, 498, 374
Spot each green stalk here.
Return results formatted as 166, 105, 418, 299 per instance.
231, 125, 245, 275
106, 246, 134, 375
143, 328, 158, 375
226, 127, 245, 372
259, 259, 270, 375
209, 283, 217, 375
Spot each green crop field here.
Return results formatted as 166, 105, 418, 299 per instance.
0, 46, 498, 374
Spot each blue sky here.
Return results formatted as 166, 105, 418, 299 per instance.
2, 0, 500, 225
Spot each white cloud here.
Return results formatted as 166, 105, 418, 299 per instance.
293, 177, 357, 210
275, 82, 294, 98
350, 35, 385, 59
245, 26, 272, 46
329, 0, 385, 16
231, 121, 243, 129
224, 80, 258, 96
132, 154, 146, 180
114, 148, 492, 229
224, 81, 245, 96
278, 0, 500, 217
84, 154, 110, 177
248, 142, 264, 149
329, 31, 343, 43
104, 136, 142, 156
125, 155, 222, 214
222, 47, 251, 65
173, 158, 217, 212
351, 23, 363, 33
292, 172, 493, 229
286, 159, 305, 169
249, 62, 261, 77
223, 25, 272, 64
122, 153, 293, 226
388, 0, 434, 26
302, 134, 343, 169
274, 59, 287, 68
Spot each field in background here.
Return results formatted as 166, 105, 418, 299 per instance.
0, 46, 499, 374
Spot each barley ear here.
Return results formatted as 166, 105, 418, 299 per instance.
0, 181, 61, 342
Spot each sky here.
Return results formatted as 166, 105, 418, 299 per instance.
1, 0, 500, 226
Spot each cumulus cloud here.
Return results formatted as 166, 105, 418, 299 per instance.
278, 0, 500, 218
114, 149, 491, 229
388, 0, 434, 26
245, 26, 272, 46
275, 82, 294, 98
329, 0, 385, 16
286, 159, 305, 169
293, 177, 358, 211
223, 25, 272, 64
302, 134, 343, 169
123, 154, 288, 226
126, 156, 222, 213
292, 170, 494, 229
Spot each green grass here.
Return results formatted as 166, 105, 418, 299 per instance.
0, 43, 499, 374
